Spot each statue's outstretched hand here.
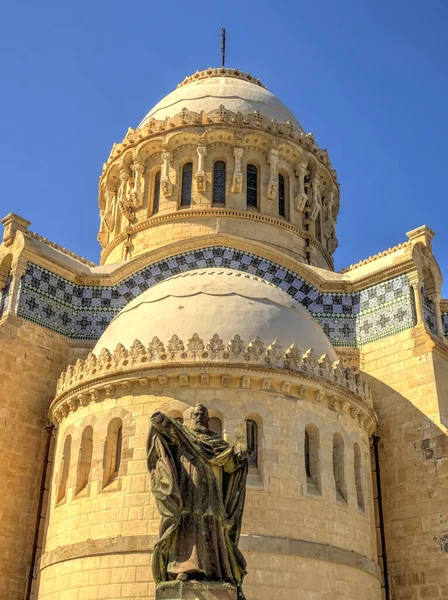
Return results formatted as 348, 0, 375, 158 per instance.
236, 449, 249, 462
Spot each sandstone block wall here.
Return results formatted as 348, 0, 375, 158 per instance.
0, 315, 89, 600
361, 326, 448, 599
37, 385, 380, 600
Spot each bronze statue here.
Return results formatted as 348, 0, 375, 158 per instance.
147, 404, 248, 599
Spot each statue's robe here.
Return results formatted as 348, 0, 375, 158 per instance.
147, 412, 248, 599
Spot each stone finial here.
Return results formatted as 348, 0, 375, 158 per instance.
406, 225, 435, 250
1, 214, 31, 247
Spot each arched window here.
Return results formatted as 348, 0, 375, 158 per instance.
57, 435, 72, 503
278, 173, 286, 218
102, 418, 123, 487
305, 425, 320, 492
213, 161, 226, 205
180, 162, 193, 207
76, 426, 93, 494
209, 417, 222, 437
354, 443, 365, 510
247, 164, 258, 208
246, 419, 258, 468
333, 433, 347, 502
153, 171, 161, 214
304, 430, 311, 478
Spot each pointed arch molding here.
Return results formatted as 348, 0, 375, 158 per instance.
16, 245, 416, 347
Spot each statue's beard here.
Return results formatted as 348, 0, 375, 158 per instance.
192, 421, 208, 433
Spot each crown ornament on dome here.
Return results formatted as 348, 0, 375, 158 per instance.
177, 68, 267, 90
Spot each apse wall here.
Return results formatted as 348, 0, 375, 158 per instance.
37, 383, 381, 600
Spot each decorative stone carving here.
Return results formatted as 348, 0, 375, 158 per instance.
179, 374, 189, 388
161, 151, 172, 197
232, 148, 244, 193
196, 145, 207, 192
294, 161, 309, 212
130, 158, 144, 208
267, 149, 279, 200
221, 374, 231, 387
241, 376, 251, 389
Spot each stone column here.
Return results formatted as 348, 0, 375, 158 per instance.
5, 258, 28, 318
196, 145, 207, 192
430, 291, 444, 338
232, 148, 243, 193
294, 160, 308, 212
409, 276, 424, 326
267, 149, 279, 200
161, 150, 172, 197
131, 157, 144, 208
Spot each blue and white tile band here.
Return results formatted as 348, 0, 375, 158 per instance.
16, 246, 416, 346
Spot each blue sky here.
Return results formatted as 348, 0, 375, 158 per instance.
1, 1, 447, 290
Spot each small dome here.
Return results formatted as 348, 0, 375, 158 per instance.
138, 68, 304, 132
94, 269, 336, 360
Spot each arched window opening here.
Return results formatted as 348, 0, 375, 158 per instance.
213, 161, 226, 205
304, 430, 311, 478
103, 418, 123, 488
354, 443, 365, 510
76, 426, 93, 495
278, 173, 286, 218
247, 165, 258, 208
305, 425, 320, 492
246, 419, 258, 468
175, 416, 184, 424
180, 162, 193, 207
57, 435, 72, 503
209, 417, 222, 437
333, 433, 347, 502
153, 171, 161, 214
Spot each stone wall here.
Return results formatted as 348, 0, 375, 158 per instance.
36, 385, 380, 599
0, 315, 89, 600
361, 326, 448, 599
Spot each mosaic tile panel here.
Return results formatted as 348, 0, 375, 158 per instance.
442, 313, 448, 338
422, 288, 437, 335
0, 274, 12, 319
17, 246, 417, 346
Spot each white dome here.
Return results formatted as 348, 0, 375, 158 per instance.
94, 269, 336, 360
138, 70, 304, 132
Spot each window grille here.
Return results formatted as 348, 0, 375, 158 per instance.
153, 171, 161, 214
279, 173, 286, 217
180, 162, 193, 206
246, 419, 258, 467
305, 430, 311, 478
247, 165, 258, 208
213, 161, 226, 204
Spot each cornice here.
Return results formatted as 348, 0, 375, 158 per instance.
26, 231, 96, 267
339, 241, 410, 274
176, 68, 267, 90
99, 208, 334, 270
50, 335, 376, 434
101, 109, 338, 187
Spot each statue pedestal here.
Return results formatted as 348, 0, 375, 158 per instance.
156, 581, 238, 600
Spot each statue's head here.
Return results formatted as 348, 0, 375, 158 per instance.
191, 404, 209, 431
